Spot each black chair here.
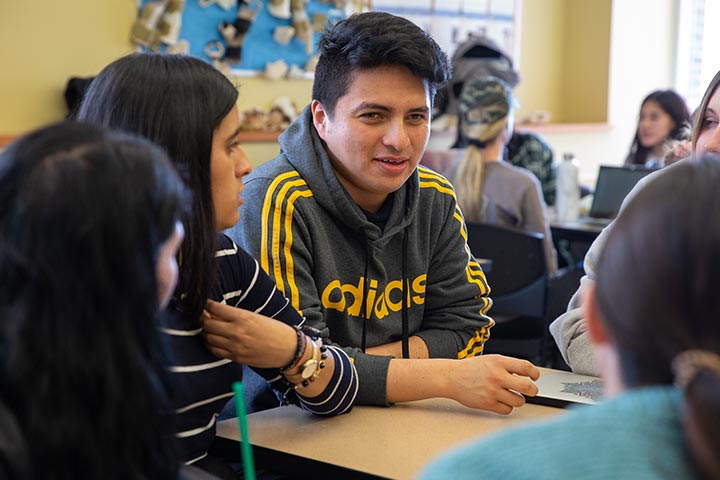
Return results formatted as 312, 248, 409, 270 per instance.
465, 222, 550, 365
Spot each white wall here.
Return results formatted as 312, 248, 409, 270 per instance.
540, 0, 679, 184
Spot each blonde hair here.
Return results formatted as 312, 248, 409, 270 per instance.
453, 145, 487, 222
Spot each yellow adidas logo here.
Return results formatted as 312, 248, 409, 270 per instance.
320, 274, 427, 319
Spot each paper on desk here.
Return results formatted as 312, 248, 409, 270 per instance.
533, 371, 604, 406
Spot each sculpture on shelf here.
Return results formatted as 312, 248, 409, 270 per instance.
238, 97, 298, 132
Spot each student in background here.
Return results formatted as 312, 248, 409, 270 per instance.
449, 75, 557, 274
550, 71, 720, 376
624, 89, 690, 168
77, 53, 358, 477
230, 12, 541, 414
421, 155, 720, 480
0, 122, 190, 479
436, 34, 557, 206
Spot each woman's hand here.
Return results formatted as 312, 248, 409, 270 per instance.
201, 300, 297, 369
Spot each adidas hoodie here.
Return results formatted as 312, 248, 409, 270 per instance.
227, 105, 493, 405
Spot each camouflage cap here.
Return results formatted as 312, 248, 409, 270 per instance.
459, 76, 518, 143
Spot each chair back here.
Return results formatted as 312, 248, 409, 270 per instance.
465, 222, 547, 318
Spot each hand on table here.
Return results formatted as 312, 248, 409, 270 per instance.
201, 300, 296, 369
447, 354, 540, 415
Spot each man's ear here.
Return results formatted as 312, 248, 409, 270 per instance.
311, 99, 328, 141
583, 284, 610, 346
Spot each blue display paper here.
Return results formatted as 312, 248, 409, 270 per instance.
136, 0, 346, 71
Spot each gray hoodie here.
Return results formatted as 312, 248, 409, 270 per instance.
549, 162, 678, 375
228, 106, 493, 405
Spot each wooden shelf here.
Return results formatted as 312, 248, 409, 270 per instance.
0, 135, 17, 147
429, 122, 611, 139
238, 130, 282, 142
516, 122, 611, 134
0, 130, 284, 148
0, 123, 613, 150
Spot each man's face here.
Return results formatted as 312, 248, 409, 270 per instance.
311, 65, 431, 213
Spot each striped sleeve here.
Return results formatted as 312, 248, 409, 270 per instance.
294, 347, 358, 415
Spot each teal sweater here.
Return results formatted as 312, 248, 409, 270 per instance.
419, 386, 696, 480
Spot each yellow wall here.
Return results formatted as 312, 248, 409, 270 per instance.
0, 0, 314, 166
561, 0, 611, 122
0, 0, 137, 133
1, 0, 612, 160
514, 0, 611, 123
514, 0, 566, 122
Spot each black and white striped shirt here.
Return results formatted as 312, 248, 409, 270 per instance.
162, 234, 358, 464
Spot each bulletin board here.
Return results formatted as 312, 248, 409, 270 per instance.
134, 0, 518, 74
135, 0, 349, 73
371, 0, 519, 62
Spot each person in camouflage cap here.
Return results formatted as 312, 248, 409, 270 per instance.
449, 75, 558, 274
459, 76, 518, 145
434, 35, 557, 206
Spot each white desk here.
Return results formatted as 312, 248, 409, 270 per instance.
216, 378, 565, 479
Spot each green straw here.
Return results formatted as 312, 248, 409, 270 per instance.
232, 381, 256, 480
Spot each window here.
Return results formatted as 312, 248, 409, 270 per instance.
676, 0, 720, 110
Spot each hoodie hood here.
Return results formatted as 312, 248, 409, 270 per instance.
278, 105, 420, 245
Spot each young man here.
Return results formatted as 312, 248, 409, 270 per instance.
227, 12, 539, 414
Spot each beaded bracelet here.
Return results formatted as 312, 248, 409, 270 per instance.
279, 328, 307, 373
278, 323, 323, 372
298, 322, 322, 340
283, 341, 329, 388
299, 344, 329, 388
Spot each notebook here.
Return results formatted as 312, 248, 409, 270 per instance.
527, 371, 604, 408
578, 165, 656, 226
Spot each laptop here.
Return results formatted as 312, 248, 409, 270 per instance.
578, 165, 656, 226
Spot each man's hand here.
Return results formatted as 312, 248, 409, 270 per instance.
386, 354, 539, 415
201, 300, 297, 369
445, 354, 540, 414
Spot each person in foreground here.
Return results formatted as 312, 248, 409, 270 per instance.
550, 70, 720, 375
0, 122, 196, 479
77, 53, 358, 477
420, 155, 720, 480
448, 75, 557, 274
228, 11, 539, 413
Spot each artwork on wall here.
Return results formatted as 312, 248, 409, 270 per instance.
131, 0, 364, 77
131, 0, 518, 77
371, 0, 519, 63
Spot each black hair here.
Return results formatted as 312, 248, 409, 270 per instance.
77, 53, 239, 323
63, 76, 94, 119
595, 155, 720, 479
625, 89, 691, 166
0, 399, 29, 479
312, 12, 451, 116
0, 121, 188, 479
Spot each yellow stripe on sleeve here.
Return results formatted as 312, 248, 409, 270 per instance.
270, 178, 308, 291
282, 189, 313, 311
458, 322, 494, 359
260, 171, 302, 273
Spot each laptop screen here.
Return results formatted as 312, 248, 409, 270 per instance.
589, 166, 656, 219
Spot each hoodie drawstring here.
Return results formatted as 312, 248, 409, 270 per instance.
361, 241, 370, 353
401, 230, 409, 359
361, 230, 409, 358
